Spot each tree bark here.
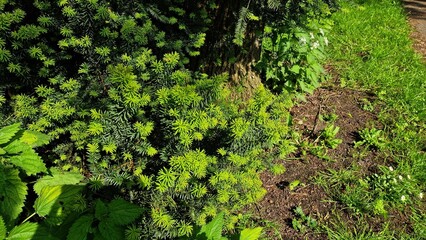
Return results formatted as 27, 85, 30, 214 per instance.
197, 0, 264, 99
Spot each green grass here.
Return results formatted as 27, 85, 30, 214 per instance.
318, 0, 426, 238
331, 0, 426, 118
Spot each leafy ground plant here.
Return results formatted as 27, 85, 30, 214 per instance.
291, 206, 317, 233
354, 127, 386, 149
319, 124, 342, 149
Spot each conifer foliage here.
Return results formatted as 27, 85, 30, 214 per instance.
0, 0, 333, 238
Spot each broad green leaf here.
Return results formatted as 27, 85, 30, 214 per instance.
2, 140, 31, 155
3, 143, 39, 173
95, 200, 108, 221
34, 185, 83, 217
20, 130, 50, 147
6, 222, 37, 240
107, 198, 143, 225
34, 186, 61, 217
9, 151, 47, 175
67, 215, 94, 240
0, 166, 27, 224
0, 147, 6, 155
199, 212, 224, 240
0, 123, 21, 145
239, 227, 262, 240
33, 168, 83, 195
98, 220, 123, 240
7, 222, 55, 240
0, 215, 6, 240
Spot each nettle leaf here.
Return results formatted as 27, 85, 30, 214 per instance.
20, 130, 50, 147
239, 227, 262, 240
67, 215, 94, 240
199, 212, 224, 240
0, 123, 21, 145
0, 166, 27, 224
95, 200, 108, 220
6, 222, 38, 240
98, 220, 123, 240
9, 151, 47, 175
34, 185, 84, 217
1, 132, 47, 176
34, 185, 62, 217
0, 215, 6, 240
107, 199, 143, 226
6, 222, 56, 240
2, 139, 32, 155
33, 168, 83, 195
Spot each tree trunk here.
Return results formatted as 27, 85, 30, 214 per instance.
197, 0, 264, 100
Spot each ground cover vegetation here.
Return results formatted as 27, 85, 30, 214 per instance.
0, 0, 336, 239
238, 0, 426, 238
314, 0, 426, 238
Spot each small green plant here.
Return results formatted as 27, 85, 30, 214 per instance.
320, 113, 339, 123
354, 127, 386, 149
297, 115, 341, 161
319, 124, 342, 149
372, 198, 387, 217
309, 145, 331, 160
289, 180, 302, 191
360, 98, 374, 112
297, 135, 331, 161
291, 206, 317, 233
